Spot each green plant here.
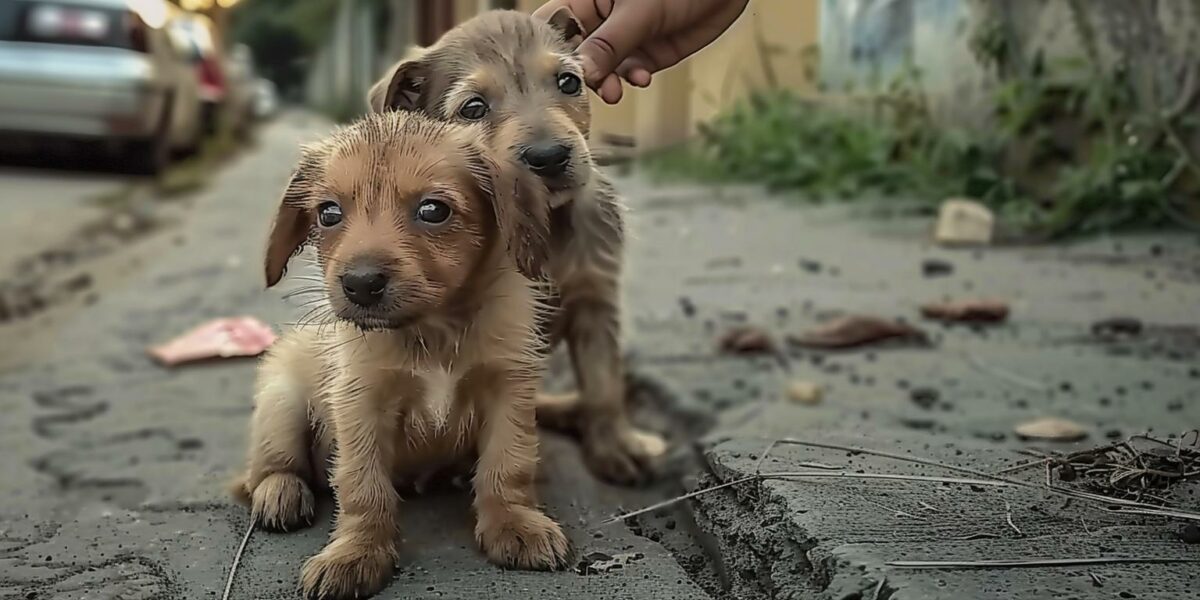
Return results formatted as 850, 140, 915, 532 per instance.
645, 9, 1200, 238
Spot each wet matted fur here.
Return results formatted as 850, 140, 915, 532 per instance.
232, 111, 569, 600
368, 8, 666, 485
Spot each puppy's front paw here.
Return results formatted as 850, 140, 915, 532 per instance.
251, 472, 315, 532
300, 540, 395, 600
476, 506, 571, 570
583, 421, 667, 486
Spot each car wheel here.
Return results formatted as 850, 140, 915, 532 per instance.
127, 133, 169, 176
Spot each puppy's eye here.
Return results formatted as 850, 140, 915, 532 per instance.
317, 201, 342, 227
557, 72, 582, 96
458, 97, 489, 120
415, 198, 452, 225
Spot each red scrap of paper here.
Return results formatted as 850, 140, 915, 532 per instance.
149, 317, 277, 366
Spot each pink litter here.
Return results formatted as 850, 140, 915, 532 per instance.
149, 316, 277, 366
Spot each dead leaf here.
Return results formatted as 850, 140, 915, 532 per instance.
1015, 417, 1088, 442
149, 316, 277, 366
789, 315, 928, 349
786, 380, 823, 405
718, 325, 775, 354
921, 299, 1010, 323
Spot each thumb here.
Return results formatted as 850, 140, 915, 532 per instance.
578, 2, 658, 87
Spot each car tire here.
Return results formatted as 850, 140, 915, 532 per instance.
127, 133, 169, 176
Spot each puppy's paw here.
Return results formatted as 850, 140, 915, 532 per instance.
583, 421, 666, 486
251, 472, 315, 532
476, 506, 571, 571
300, 540, 395, 600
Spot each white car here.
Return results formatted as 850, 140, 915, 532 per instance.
0, 0, 203, 174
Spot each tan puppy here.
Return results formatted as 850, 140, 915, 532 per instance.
368, 8, 667, 486
231, 111, 569, 600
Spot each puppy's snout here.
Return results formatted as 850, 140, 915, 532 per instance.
340, 265, 389, 307
520, 142, 571, 178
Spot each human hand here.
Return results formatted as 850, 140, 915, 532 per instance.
534, 0, 750, 104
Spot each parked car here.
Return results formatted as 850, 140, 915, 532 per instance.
0, 0, 203, 174
253, 77, 278, 120
222, 43, 258, 137
168, 15, 262, 139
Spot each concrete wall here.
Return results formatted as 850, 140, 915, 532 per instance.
819, 0, 1200, 128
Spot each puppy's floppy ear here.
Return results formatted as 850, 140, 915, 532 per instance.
474, 151, 552, 279
543, 6, 584, 47
367, 47, 429, 113
264, 161, 317, 288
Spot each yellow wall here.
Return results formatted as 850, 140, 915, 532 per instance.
474, 0, 821, 149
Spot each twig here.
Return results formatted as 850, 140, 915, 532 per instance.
871, 577, 886, 600
993, 457, 1050, 476
600, 475, 758, 525
1089, 572, 1104, 587
221, 517, 256, 600
887, 557, 1200, 569
600, 469, 1010, 526
1004, 500, 1024, 537
769, 438, 1200, 522
963, 352, 1049, 392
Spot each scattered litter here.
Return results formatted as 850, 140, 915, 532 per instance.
1014, 417, 1087, 442
149, 317, 277, 366
934, 198, 993, 246
921, 259, 954, 277
1091, 316, 1143, 338
789, 315, 927, 349
921, 299, 1009, 323
574, 551, 643, 575
718, 325, 775, 354
785, 380, 823, 405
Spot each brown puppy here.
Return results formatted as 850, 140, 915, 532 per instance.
368, 8, 666, 485
231, 111, 568, 600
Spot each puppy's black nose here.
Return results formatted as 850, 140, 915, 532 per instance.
520, 142, 571, 177
340, 268, 388, 307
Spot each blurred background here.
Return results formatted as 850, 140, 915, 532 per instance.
1, 2, 1199, 599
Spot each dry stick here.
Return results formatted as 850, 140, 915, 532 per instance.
871, 577, 886, 600
221, 516, 256, 600
600, 471, 1010, 526
1003, 500, 1024, 536
887, 557, 1200, 570
768, 438, 1200, 522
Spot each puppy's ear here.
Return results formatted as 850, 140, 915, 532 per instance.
264, 163, 317, 288
475, 152, 552, 279
544, 6, 584, 48
367, 48, 429, 113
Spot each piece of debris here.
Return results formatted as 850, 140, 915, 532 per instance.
1015, 417, 1087, 442
789, 315, 928, 349
574, 551, 644, 575
934, 198, 994, 246
1179, 524, 1200, 544
786, 380, 823, 405
1042, 433, 1200, 504
922, 259, 954, 277
921, 299, 1010, 323
718, 325, 775, 354
909, 387, 940, 409
149, 317, 277, 366
1091, 317, 1143, 338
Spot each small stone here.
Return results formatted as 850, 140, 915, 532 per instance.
786, 380, 823, 405
1014, 417, 1088, 442
1178, 524, 1200, 544
934, 198, 994, 246
922, 259, 955, 277
1057, 463, 1077, 482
